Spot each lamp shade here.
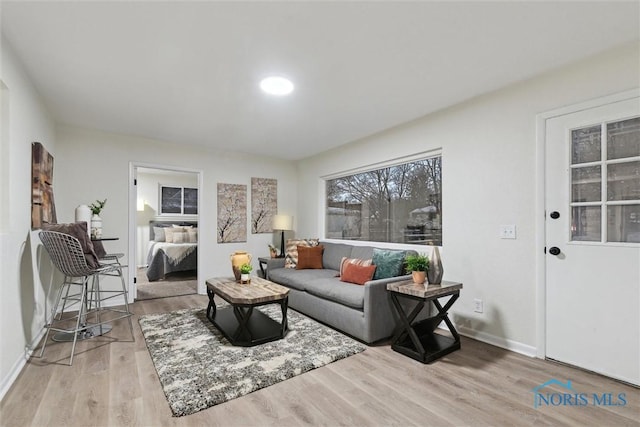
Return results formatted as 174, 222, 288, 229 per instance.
272, 214, 293, 231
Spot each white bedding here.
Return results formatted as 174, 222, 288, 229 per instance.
149, 241, 197, 264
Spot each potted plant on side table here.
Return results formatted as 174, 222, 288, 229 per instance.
405, 253, 429, 285
240, 263, 252, 284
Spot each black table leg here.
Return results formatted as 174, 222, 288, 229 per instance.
390, 293, 426, 355
389, 290, 461, 363
232, 306, 253, 341
206, 287, 217, 322
280, 297, 288, 337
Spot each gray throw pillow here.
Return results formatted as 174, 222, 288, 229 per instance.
43, 222, 100, 268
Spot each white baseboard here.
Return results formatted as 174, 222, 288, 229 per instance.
456, 325, 538, 358
0, 327, 47, 402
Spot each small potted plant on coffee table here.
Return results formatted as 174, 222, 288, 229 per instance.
406, 253, 429, 285
240, 263, 252, 284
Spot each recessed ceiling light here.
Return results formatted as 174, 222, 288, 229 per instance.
260, 76, 294, 96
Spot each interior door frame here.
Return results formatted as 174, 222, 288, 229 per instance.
128, 161, 204, 301
534, 88, 639, 358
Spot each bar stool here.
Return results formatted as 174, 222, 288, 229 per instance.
38, 231, 134, 365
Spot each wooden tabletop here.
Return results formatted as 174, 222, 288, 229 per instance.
387, 280, 463, 299
206, 276, 289, 305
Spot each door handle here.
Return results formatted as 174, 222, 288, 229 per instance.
550, 211, 560, 219
549, 246, 561, 256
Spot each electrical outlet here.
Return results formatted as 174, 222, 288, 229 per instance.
474, 299, 483, 313
499, 225, 516, 239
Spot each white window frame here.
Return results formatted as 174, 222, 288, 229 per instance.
159, 185, 198, 216
322, 149, 442, 246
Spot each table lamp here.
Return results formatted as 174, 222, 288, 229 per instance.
272, 214, 293, 258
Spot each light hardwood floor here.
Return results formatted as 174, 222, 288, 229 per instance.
1, 294, 638, 426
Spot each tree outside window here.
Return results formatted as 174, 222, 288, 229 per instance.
325, 156, 442, 246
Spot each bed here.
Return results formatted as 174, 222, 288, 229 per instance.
146, 221, 198, 281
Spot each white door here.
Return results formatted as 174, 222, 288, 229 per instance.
545, 96, 640, 385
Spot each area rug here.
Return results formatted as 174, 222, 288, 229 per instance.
136, 268, 197, 300
139, 306, 366, 417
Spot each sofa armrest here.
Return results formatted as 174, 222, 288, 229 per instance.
362, 275, 412, 342
363, 275, 412, 305
266, 258, 286, 272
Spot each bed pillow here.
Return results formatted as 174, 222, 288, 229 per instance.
172, 231, 187, 243
338, 257, 373, 277
284, 238, 319, 269
153, 226, 166, 242
164, 228, 180, 243
372, 248, 406, 280
43, 222, 100, 269
296, 245, 324, 269
340, 262, 377, 286
187, 228, 198, 243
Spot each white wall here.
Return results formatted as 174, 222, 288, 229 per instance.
136, 170, 198, 266
0, 36, 57, 399
296, 42, 640, 354
54, 125, 297, 295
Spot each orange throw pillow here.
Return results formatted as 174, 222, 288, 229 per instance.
296, 245, 324, 269
340, 262, 377, 286
339, 257, 373, 277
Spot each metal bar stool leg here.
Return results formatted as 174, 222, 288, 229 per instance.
67, 277, 88, 366
56, 275, 71, 320
39, 275, 68, 358
117, 267, 135, 340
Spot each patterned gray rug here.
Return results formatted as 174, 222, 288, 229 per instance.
139, 305, 366, 417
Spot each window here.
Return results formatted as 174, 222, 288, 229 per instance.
570, 117, 640, 243
160, 186, 198, 215
325, 155, 442, 246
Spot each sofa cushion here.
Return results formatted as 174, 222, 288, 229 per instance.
284, 238, 319, 269
296, 245, 324, 269
340, 263, 377, 286
349, 245, 375, 260
372, 248, 407, 279
320, 241, 354, 271
267, 267, 338, 292
304, 278, 365, 309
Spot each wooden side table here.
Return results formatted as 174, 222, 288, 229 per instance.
387, 280, 463, 363
258, 257, 270, 279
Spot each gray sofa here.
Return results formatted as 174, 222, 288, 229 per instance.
266, 241, 417, 344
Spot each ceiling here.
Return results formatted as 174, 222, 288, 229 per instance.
2, 1, 639, 160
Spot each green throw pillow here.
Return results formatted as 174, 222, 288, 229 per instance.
372, 249, 406, 280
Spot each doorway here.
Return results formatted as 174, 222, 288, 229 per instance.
540, 91, 639, 385
128, 163, 202, 301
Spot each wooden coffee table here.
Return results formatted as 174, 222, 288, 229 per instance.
205, 276, 289, 346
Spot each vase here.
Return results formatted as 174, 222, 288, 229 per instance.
75, 205, 91, 236
90, 214, 102, 239
230, 251, 252, 281
240, 273, 251, 284
427, 246, 443, 285
412, 271, 426, 285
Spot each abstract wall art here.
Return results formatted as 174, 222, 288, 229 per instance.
251, 177, 277, 234
217, 183, 247, 243
31, 142, 57, 229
